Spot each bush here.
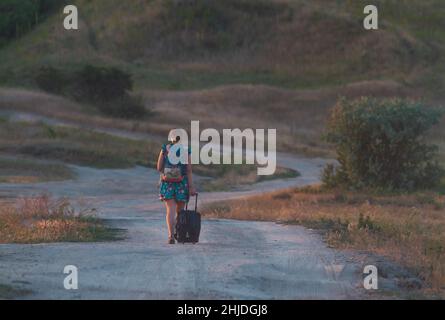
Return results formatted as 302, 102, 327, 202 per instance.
75, 65, 148, 119
35, 66, 68, 94
34, 64, 149, 119
0, 0, 39, 42
0, 0, 62, 47
323, 97, 444, 191
75, 65, 133, 103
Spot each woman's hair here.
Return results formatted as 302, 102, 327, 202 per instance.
168, 129, 182, 143
169, 136, 180, 143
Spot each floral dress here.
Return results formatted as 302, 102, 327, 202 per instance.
159, 143, 191, 202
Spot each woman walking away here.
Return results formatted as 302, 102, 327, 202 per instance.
157, 130, 197, 244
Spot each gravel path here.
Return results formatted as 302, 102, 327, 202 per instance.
0, 110, 392, 299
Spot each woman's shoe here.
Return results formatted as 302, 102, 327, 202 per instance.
168, 238, 176, 244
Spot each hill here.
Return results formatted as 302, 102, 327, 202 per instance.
0, 0, 444, 160
0, 0, 444, 94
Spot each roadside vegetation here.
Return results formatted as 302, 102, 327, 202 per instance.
0, 195, 123, 244
203, 97, 445, 297
0, 120, 157, 169
35, 65, 149, 119
0, 0, 445, 298
203, 185, 445, 297
0, 284, 31, 299
322, 97, 444, 191
0, 119, 295, 189
0, 157, 74, 183
201, 166, 299, 192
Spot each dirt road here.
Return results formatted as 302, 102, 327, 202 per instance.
0, 111, 401, 299
0, 154, 382, 299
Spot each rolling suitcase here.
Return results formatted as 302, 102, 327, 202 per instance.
175, 194, 201, 244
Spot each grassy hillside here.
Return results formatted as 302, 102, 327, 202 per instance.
0, 0, 444, 93
1, 0, 444, 161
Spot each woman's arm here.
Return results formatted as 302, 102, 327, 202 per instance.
187, 155, 197, 196
157, 150, 165, 172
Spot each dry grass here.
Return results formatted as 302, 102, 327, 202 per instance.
200, 166, 299, 191
1, 81, 420, 159
0, 119, 295, 190
1, 0, 440, 91
0, 195, 122, 244
0, 88, 166, 138
0, 120, 158, 169
144, 80, 422, 157
3, 84, 442, 162
203, 186, 445, 297
0, 156, 74, 183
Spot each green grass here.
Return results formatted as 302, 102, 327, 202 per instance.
436, 177, 445, 195
200, 165, 299, 191
258, 167, 300, 182
83, 220, 126, 243
0, 55, 371, 92
130, 65, 363, 91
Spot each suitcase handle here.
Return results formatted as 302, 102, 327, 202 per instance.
186, 193, 198, 212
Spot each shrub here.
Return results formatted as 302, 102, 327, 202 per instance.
323, 97, 444, 191
35, 66, 68, 94
358, 213, 381, 233
34, 64, 149, 119
0, 0, 38, 42
321, 163, 345, 189
0, 195, 120, 244
75, 65, 133, 103
0, 0, 62, 47
75, 65, 148, 119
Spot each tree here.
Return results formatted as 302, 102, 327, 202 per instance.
0, 0, 62, 46
35, 66, 67, 94
0, 0, 37, 39
323, 97, 444, 191
75, 65, 147, 119
76, 65, 133, 103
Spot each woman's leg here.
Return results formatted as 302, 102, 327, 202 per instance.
175, 177, 189, 215
176, 201, 186, 215
164, 199, 177, 240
